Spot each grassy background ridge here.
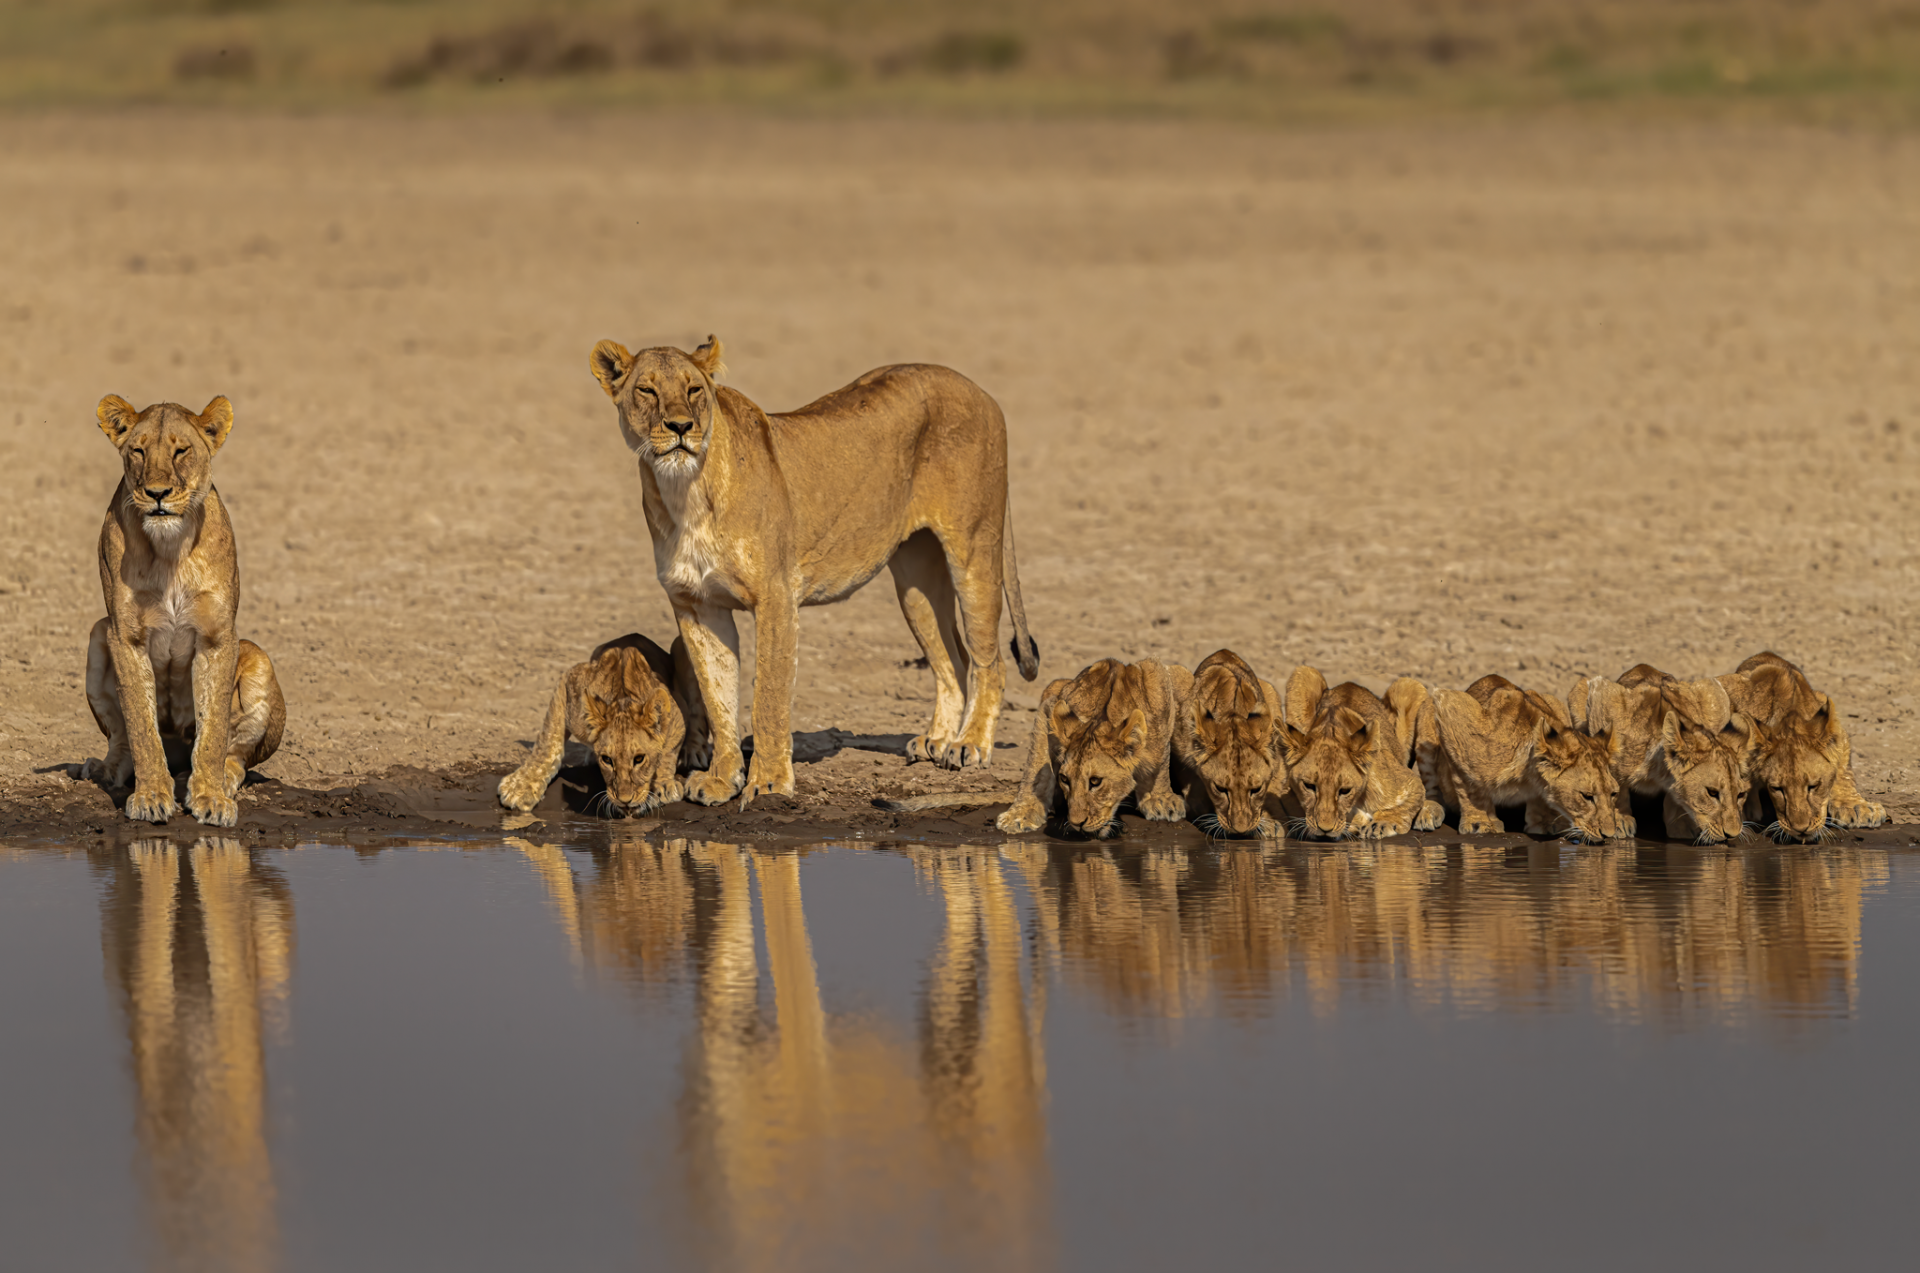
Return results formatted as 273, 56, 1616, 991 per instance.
8, 0, 1920, 121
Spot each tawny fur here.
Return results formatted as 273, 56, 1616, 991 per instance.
995, 658, 1186, 838
1173, 649, 1287, 838
497, 634, 708, 816
1568, 668, 1756, 844
1714, 651, 1886, 840
589, 335, 1039, 809
81, 394, 284, 827
1280, 667, 1442, 840
1429, 674, 1624, 841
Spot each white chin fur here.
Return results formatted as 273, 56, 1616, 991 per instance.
142, 514, 192, 556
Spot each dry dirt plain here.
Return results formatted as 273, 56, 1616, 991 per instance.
1, 110, 1917, 833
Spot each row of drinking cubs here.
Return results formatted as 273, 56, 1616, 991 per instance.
497, 638, 1888, 845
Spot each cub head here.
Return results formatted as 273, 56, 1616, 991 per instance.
1531, 721, 1624, 842
581, 647, 685, 816
1657, 709, 1756, 844
1281, 708, 1374, 840
589, 335, 725, 484
1188, 653, 1281, 836
97, 395, 233, 555
1749, 702, 1844, 843
1052, 700, 1145, 839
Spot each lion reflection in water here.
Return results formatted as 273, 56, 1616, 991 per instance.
1010, 841, 1886, 1026
508, 835, 1053, 1273
94, 837, 293, 1273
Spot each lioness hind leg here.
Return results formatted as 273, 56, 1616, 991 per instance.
888, 530, 967, 765
226, 640, 285, 793
944, 534, 1008, 770
83, 618, 134, 788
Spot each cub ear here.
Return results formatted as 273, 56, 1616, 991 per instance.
583, 694, 612, 734
1048, 698, 1080, 743
97, 395, 138, 446
196, 396, 234, 452
589, 340, 634, 398
688, 334, 725, 380
1118, 709, 1147, 760
1282, 723, 1314, 765
640, 683, 680, 735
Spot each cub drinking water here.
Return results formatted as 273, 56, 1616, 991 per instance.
993, 658, 1187, 838
82, 395, 283, 827
1714, 651, 1886, 840
497, 634, 707, 817
1568, 667, 1756, 843
1279, 667, 1442, 839
1175, 649, 1287, 838
1429, 674, 1623, 841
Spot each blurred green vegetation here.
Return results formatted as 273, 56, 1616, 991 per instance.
6, 0, 1920, 120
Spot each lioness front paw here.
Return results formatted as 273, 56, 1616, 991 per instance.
1831, 797, 1887, 828
1458, 811, 1503, 836
497, 767, 548, 812
938, 741, 993, 770
685, 766, 745, 806
995, 798, 1048, 834
681, 737, 712, 772
1138, 790, 1187, 822
186, 778, 237, 828
906, 734, 949, 765
1413, 800, 1445, 832
125, 785, 176, 824
738, 757, 796, 808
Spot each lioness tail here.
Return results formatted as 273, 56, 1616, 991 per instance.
872, 793, 1003, 813
1001, 502, 1040, 680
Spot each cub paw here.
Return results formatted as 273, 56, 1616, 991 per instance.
1413, 800, 1445, 832
186, 781, 238, 828
1365, 814, 1413, 839
995, 799, 1048, 834
1831, 798, 1887, 829
497, 767, 548, 812
655, 776, 686, 807
1619, 812, 1639, 839
685, 766, 745, 807
124, 786, 176, 824
1458, 812, 1504, 836
1138, 790, 1188, 822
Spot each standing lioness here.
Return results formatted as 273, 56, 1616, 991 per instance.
589, 336, 1040, 806
83, 395, 284, 826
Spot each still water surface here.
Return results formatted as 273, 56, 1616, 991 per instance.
2, 834, 1916, 1273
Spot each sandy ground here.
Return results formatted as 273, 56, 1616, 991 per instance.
2, 109, 1916, 835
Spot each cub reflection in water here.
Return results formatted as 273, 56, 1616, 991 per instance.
1004, 841, 1886, 1026
508, 834, 1053, 1273
93, 837, 292, 1273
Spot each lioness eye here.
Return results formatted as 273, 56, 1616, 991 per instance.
633, 754, 644, 766
173, 446, 188, 458
1088, 776, 1102, 789
1808, 783, 1818, 793
1301, 781, 1316, 792
689, 384, 702, 397
130, 448, 144, 458
597, 754, 611, 765
1213, 782, 1228, 794
1706, 788, 1721, 801
1580, 791, 1594, 803
1770, 785, 1783, 793
1249, 783, 1262, 796
638, 385, 657, 398
1338, 786, 1353, 797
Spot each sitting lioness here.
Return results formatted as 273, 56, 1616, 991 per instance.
1429, 674, 1623, 841
81, 395, 284, 826
1568, 666, 1756, 844
497, 634, 706, 817
1174, 649, 1287, 838
1279, 667, 1442, 839
588, 335, 1040, 807
994, 658, 1187, 838
1714, 651, 1887, 840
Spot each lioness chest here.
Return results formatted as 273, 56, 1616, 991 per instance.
124, 546, 222, 735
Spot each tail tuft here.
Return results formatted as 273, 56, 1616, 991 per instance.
1012, 634, 1040, 681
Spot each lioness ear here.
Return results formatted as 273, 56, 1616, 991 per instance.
688, 334, 725, 381
589, 340, 634, 398
97, 395, 138, 446
197, 396, 234, 452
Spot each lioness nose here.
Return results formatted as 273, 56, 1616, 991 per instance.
665, 418, 694, 436
143, 486, 170, 501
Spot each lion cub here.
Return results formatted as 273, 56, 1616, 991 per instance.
498, 634, 706, 817
1279, 667, 1442, 839
995, 658, 1187, 838
82, 395, 284, 827
1429, 674, 1624, 841
1714, 651, 1886, 841
1174, 649, 1287, 838
1569, 666, 1756, 843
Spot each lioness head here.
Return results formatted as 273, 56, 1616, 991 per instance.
1188, 651, 1281, 836
1051, 700, 1144, 839
582, 647, 685, 816
1532, 722, 1624, 842
588, 335, 726, 484
1658, 709, 1755, 844
1749, 702, 1844, 843
1281, 708, 1374, 840
96, 395, 233, 555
